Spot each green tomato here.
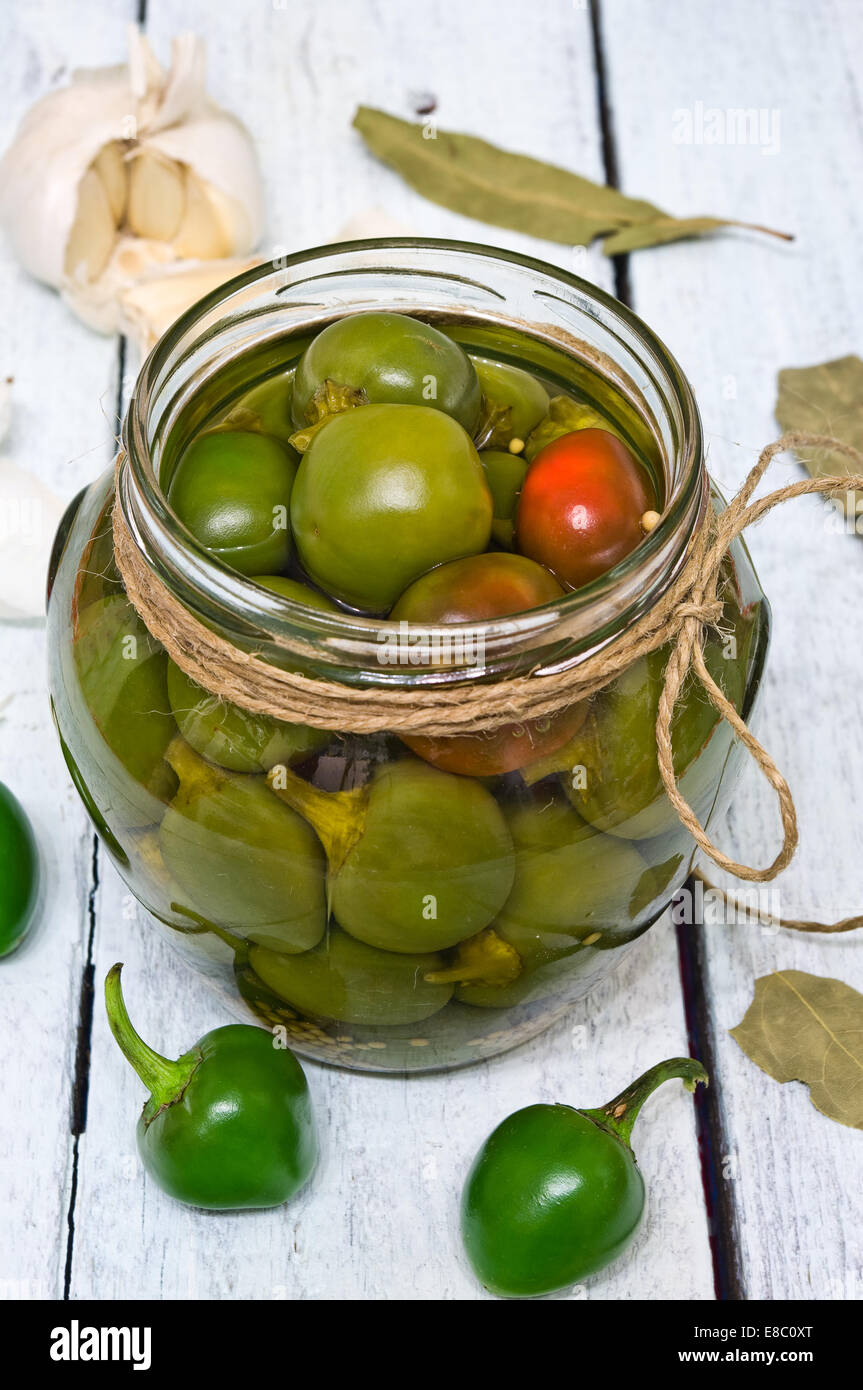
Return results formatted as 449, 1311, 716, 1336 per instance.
269, 759, 515, 954
291, 404, 493, 611
166, 660, 330, 774
74, 594, 177, 812
292, 312, 481, 431
220, 371, 297, 444
474, 358, 549, 446
0, 783, 39, 957
496, 795, 649, 941
479, 449, 529, 549
167, 431, 297, 576
159, 738, 326, 953
524, 395, 627, 463
248, 929, 453, 1026
250, 575, 339, 609
560, 605, 752, 840
453, 798, 649, 1010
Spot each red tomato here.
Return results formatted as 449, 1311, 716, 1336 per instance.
390, 553, 586, 776
516, 428, 657, 588
404, 704, 587, 778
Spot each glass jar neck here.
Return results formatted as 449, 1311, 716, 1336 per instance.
120, 239, 707, 688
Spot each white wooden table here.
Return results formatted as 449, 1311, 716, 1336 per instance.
2, 0, 861, 1301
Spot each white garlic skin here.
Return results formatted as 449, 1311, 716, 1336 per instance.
0, 30, 264, 314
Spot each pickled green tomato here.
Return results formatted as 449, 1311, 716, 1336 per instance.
74, 595, 177, 808
480, 450, 529, 549
524, 395, 627, 463
249, 930, 453, 1027
167, 431, 297, 577
0, 783, 39, 957
291, 404, 493, 611
540, 585, 754, 841
221, 372, 296, 444
291, 312, 481, 431
159, 738, 326, 953
268, 759, 515, 953
474, 358, 549, 446
333, 763, 515, 952
166, 661, 329, 773
495, 796, 651, 939
455, 796, 651, 1009
250, 575, 339, 610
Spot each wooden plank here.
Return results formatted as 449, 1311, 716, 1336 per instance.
67, 0, 714, 1298
600, 0, 863, 1299
0, 0, 141, 1300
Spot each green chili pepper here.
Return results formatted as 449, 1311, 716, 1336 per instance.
104, 964, 317, 1210
0, 782, 39, 957
461, 1056, 708, 1297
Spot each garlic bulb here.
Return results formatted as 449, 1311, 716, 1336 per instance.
0, 27, 264, 331
0, 382, 67, 621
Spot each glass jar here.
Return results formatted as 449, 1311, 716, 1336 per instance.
46, 240, 769, 1073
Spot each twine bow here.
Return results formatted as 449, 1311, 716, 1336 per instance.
113, 431, 863, 924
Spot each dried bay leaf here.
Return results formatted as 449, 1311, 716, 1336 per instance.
353, 106, 792, 255
730, 970, 863, 1130
776, 355, 863, 524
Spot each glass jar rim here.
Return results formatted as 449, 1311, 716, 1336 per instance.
120, 237, 706, 686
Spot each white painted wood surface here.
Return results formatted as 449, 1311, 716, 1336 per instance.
601, 0, 863, 1299
0, 0, 859, 1300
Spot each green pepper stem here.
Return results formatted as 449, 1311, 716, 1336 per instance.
582, 1057, 708, 1149
104, 964, 199, 1111
267, 764, 368, 873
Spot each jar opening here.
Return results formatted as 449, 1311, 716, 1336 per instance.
121, 239, 706, 687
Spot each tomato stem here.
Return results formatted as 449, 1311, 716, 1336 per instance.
582, 1056, 709, 1149
267, 764, 368, 873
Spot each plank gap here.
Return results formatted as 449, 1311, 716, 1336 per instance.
675, 905, 745, 1299
62, 320, 127, 1294
588, 0, 631, 305
63, 834, 99, 1299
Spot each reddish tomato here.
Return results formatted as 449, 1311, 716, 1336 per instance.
516, 428, 657, 588
390, 553, 586, 775
403, 707, 587, 779
390, 552, 563, 624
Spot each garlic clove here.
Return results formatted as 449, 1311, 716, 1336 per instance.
146, 109, 264, 253
332, 208, 418, 241
127, 148, 186, 242
92, 140, 129, 224
117, 256, 259, 356
62, 234, 176, 334
172, 170, 232, 259
64, 166, 117, 282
